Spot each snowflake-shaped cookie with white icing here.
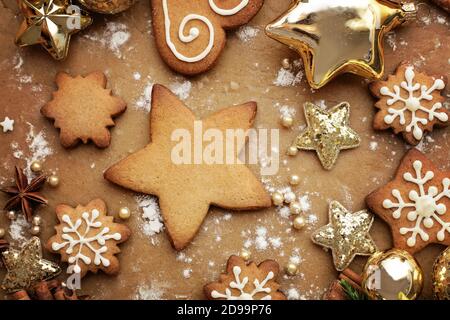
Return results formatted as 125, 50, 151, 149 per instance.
366, 149, 450, 254
47, 198, 131, 278
370, 63, 448, 145
204, 255, 286, 300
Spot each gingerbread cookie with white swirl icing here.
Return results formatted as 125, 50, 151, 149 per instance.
369, 62, 448, 145
151, 0, 264, 75
204, 255, 286, 300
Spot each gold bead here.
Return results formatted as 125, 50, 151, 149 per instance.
281, 58, 290, 69
0, 228, 5, 238
293, 216, 306, 230
239, 249, 251, 261
6, 210, 16, 220
30, 161, 43, 173
30, 225, 40, 235
284, 191, 296, 204
271, 192, 284, 206
32, 215, 42, 226
289, 202, 302, 215
287, 146, 298, 156
289, 174, 300, 186
119, 207, 131, 220
286, 263, 298, 276
47, 175, 60, 187
280, 115, 294, 128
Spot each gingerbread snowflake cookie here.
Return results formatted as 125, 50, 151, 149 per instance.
204, 255, 286, 300
151, 0, 264, 75
41, 71, 126, 148
369, 63, 448, 145
46, 199, 131, 278
366, 149, 450, 254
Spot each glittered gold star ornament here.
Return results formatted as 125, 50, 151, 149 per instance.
15, 0, 93, 60
311, 201, 377, 271
266, 0, 416, 89
292, 102, 360, 170
1, 237, 61, 293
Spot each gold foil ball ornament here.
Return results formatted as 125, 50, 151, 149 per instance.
118, 207, 131, 220
432, 247, 450, 300
266, 0, 415, 89
239, 249, 251, 261
30, 161, 43, 173
286, 263, 298, 276
293, 216, 306, 230
280, 115, 294, 128
47, 175, 60, 187
78, 0, 136, 14
287, 146, 298, 156
361, 249, 423, 300
6, 210, 16, 220
271, 192, 284, 206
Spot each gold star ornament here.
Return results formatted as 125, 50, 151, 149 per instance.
311, 201, 377, 271
266, 0, 416, 89
1, 237, 61, 293
291, 102, 360, 170
15, 0, 92, 60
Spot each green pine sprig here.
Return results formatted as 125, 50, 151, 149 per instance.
339, 279, 368, 300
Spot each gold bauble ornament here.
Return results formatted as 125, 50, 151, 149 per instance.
239, 249, 251, 261
78, 0, 136, 14
271, 192, 284, 206
118, 207, 131, 220
47, 175, 60, 187
293, 216, 306, 230
15, 0, 92, 60
361, 249, 423, 300
432, 247, 450, 300
286, 263, 298, 276
30, 161, 43, 173
266, 0, 416, 89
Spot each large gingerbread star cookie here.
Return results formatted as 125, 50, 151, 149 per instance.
104, 85, 271, 250
366, 149, 450, 254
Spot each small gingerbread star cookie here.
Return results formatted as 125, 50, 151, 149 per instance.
366, 149, 450, 254
46, 198, 131, 278
41, 71, 126, 148
204, 255, 286, 300
369, 63, 448, 145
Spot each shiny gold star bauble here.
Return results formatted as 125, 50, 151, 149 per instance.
266, 0, 415, 89
361, 249, 423, 300
311, 201, 377, 271
292, 102, 360, 170
15, 0, 93, 60
1, 237, 61, 293
432, 247, 450, 300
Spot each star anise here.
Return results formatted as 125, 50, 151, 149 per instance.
1, 166, 48, 222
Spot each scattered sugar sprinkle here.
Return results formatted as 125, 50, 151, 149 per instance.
135, 81, 153, 112
8, 215, 30, 246
83, 22, 130, 58
273, 59, 303, 87
183, 269, 192, 279
133, 72, 141, 80
135, 195, 164, 245
369, 141, 378, 151
236, 25, 259, 42
134, 282, 166, 300
169, 80, 192, 100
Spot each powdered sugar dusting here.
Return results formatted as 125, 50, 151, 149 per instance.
135, 195, 164, 244
8, 215, 30, 247
134, 282, 166, 300
169, 80, 192, 100
135, 81, 153, 112
83, 22, 130, 58
236, 25, 260, 42
273, 59, 304, 87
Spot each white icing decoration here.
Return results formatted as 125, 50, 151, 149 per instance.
161, 0, 249, 63
51, 209, 122, 273
208, 0, 249, 15
0, 117, 14, 133
210, 266, 274, 300
382, 160, 450, 247
379, 66, 447, 141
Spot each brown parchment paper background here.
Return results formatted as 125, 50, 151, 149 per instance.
0, 0, 449, 299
